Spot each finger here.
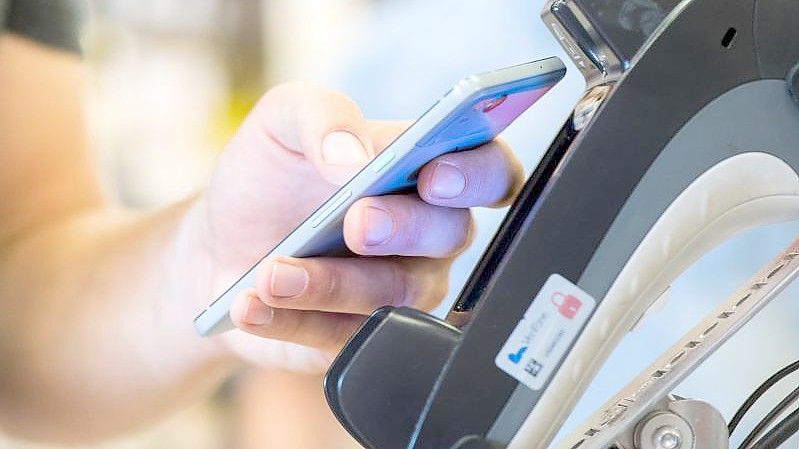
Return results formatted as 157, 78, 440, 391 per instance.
366, 120, 411, 152
343, 194, 474, 257
248, 82, 375, 185
254, 255, 451, 315
417, 139, 524, 208
230, 290, 366, 354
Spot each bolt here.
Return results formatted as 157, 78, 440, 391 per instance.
653, 427, 682, 449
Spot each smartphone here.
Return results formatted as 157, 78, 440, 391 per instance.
194, 57, 567, 336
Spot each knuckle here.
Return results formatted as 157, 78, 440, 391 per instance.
304, 259, 342, 306
322, 262, 343, 305
388, 264, 412, 307
400, 202, 424, 250
469, 167, 489, 203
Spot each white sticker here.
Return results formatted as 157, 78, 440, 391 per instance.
495, 274, 596, 391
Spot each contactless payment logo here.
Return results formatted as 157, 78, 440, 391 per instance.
551, 292, 583, 319
495, 274, 596, 390
508, 346, 527, 364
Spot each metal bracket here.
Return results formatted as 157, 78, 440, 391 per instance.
626, 397, 728, 449
549, 238, 799, 449
788, 62, 799, 105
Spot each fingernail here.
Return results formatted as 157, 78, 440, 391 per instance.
363, 206, 394, 246
430, 162, 466, 199
321, 131, 369, 167
270, 261, 309, 298
241, 294, 274, 326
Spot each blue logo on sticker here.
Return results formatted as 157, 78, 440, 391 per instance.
508, 346, 527, 364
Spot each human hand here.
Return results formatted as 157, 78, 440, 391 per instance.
183, 82, 524, 371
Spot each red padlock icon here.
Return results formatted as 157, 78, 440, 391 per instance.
551, 292, 582, 319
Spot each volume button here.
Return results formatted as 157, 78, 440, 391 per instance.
371, 150, 396, 173
311, 190, 353, 228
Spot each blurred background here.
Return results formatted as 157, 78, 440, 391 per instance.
4, 0, 799, 448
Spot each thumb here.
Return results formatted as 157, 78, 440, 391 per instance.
320, 129, 372, 185
247, 81, 374, 185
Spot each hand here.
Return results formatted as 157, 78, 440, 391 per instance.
183, 82, 524, 371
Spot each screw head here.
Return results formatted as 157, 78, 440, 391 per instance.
653, 427, 682, 449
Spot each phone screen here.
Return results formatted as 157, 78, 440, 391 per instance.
425, 86, 554, 145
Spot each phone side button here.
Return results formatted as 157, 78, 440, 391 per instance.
371, 150, 396, 173
311, 189, 353, 228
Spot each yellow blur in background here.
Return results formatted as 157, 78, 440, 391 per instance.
1, 1, 368, 448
